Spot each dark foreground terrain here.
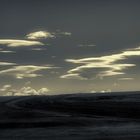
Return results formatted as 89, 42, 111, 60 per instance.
1, 91, 140, 139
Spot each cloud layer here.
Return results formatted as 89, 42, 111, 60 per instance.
61, 47, 140, 80
0, 65, 55, 79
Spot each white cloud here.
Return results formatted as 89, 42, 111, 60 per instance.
0, 65, 55, 79
5, 86, 49, 96
18, 86, 37, 95
0, 39, 43, 47
78, 44, 96, 47
0, 30, 71, 49
26, 31, 55, 40
61, 47, 140, 79
26, 30, 72, 40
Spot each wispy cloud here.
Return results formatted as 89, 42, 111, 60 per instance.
31, 48, 47, 51
0, 39, 43, 47
57, 31, 71, 36
0, 65, 55, 79
0, 61, 16, 66
60, 73, 87, 80
0, 50, 15, 53
61, 47, 140, 79
118, 77, 134, 81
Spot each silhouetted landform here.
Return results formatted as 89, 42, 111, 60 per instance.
1, 91, 140, 139
15, 91, 140, 119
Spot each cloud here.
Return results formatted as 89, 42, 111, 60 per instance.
0, 65, 55, 79
90, 90, 96, 93
57, 32, 71, 36
15, 86, 49, 95
26, 31, 55, 40
26, 30, 71, 40
0, 83, 49, 96
31, 48, 46, 51
38, 88, 49, 94
0, 48, 15, 53
0, 85, 12, 91
0, 39, 43, 47
5, 86, 49, 96
60, 73, 87, 80
0, 61, 16, 66
118, 78, 134, 81
100, 89, 112, 93
25, 81, 31, 85
78, 44, 96, 47
0, 50, 15, 53
61, 47, 140, 79
0, 30, 71, 49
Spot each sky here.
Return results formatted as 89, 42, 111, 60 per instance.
0, 0, 140, 95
